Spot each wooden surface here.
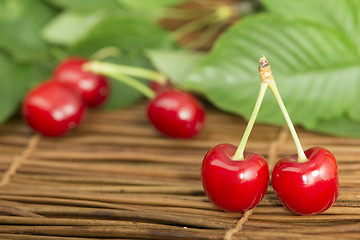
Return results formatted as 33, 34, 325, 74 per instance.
0, 102, 360, 239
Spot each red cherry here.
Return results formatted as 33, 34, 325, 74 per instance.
54, 57, 109, 108
22, 81, 87, 137
201, 144, 269, 212
271, 147, 340, 215
147, 89, 205, 138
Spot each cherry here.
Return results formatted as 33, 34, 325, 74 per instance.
53, 57, 109, 108
201, 144, 269, 212
22, 81, 86, 137
201, 67, 270, 212
258, 56, 340, 215
147, 89, 205, 138
271, 147, 339, 215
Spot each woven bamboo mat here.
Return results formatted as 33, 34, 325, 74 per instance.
1, 101, 360, 240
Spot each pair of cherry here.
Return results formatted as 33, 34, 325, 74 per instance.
22, 57, 110, 137
23, 57, 205, 139
202, 57, 339, 215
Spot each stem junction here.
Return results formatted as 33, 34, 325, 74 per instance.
83, 61, 156, 99
259, 56, 308, 163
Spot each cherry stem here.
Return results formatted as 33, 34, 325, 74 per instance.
259, 56, 308, 163
90, 46, 121, 60
171, 14, 214, 39
159, 8, 209, 20
269, 81, 307, 162
232, 82, 268, 161
185, 22, 224, 49
83, 61, 167, 84
171, 5, 233, 42
83, 61, 155, 99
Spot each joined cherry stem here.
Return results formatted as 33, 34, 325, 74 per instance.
83, 61, 156, 99
90, 46, 121, 60
233, 56, 308, 163
83, 61, 167, 84
259, 56, 308, 163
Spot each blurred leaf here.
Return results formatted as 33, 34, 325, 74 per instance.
0, 0, 25, 22
146, 50, 205, 86
0, 0, 56, 61
0, 54, 19, 123
44, 0, 120, 12
70, 13, 176, 56
42, 11, 104, 46
312, 117, 360, 138
118, 0, 188, 10
0, 52, 53, 123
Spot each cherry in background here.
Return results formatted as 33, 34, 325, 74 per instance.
22, 81, 86, 137
54, 57, 109, 108
259, 56, 340, 215
147, 89, 205, 139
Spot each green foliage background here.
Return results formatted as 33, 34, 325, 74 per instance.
1, 0, 360, 138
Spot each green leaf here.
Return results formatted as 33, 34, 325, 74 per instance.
0, 0, 25, 22
0, 0, 56, 61
0, 52, 53, 124
261, 0, 360, 125
0, 54, 19, 123
312, 117, 360, 138
183, 14, 360, 129
70, 13, 176, 57
44, 0, 120, 12
117, 0, 191, 21
70, 12, 177, 109
146, 50, 205, 87
42, 11, 104, 46
118, 0, 188, 10
261, 0, 360, 49
348, 98, 360, 121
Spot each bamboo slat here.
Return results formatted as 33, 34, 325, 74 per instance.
1, 102, 360, 239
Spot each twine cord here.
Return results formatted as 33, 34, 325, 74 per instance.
0, 134, 40, 188
224, 210, 253, 240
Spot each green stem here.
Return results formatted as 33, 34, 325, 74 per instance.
232, 82, 268, 161
84, 61, 166, 83
90, 46, 121, 60
268, 81, 307, 163
185, 22, 224, 49
83, 62, 155, 99
171, 5, 233, 49
171, 14, 215, 39
159, 8, 209, 20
